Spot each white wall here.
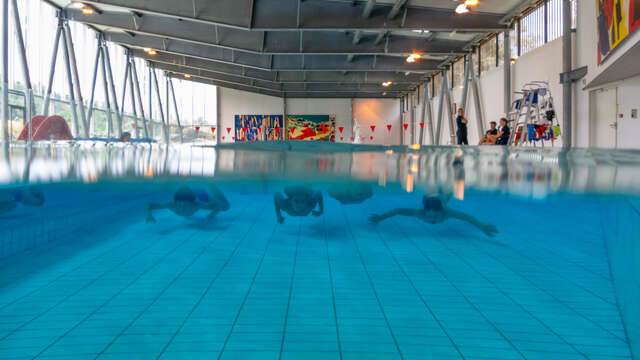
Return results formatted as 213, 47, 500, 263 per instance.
218, 88, 401, 145
352, 98, 402, 145
218, 88, 283, 143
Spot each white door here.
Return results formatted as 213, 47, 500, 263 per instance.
590, 88, 618, 148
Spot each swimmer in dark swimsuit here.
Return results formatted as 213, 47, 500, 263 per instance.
0, 187, 45, 215
368, 195, 498, 237
273, 185, 323, 224
146, 186, 230, 223
328, 183, 373, 205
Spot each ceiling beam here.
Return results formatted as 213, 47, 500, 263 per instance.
78, 0, 508, 31
107, 32, 441, 72
66, 9, 468, 56
387, 0, 407, 20
362, 0, 376, 18
131, 49, 429, 83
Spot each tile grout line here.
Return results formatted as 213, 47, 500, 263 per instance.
322, 210, 343, 360
277, 218, 302, 360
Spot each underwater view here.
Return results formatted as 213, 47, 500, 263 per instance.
0, 142, 639, 360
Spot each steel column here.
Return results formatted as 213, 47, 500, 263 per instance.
443, 75, 455, 145
148, 65, 153, 138
150, 65, 169, 143
562, 0, 572, 147
41, 16, 63, 116
11, 0, 34, 133
418, 84, 426, 144
409, 91, 415, 144
60, 27, 80, 136
0, 0, 7, 150
102, 42, 123, 137
120, 51, 131, 128
504, 29, 511, 116
130, 59, 149, 138
127, 59, 140, 138
86, 36, 101, 135
460, 54, 471, 112
469, 54, 484, 138
434, 73, 447, 145
168, 77, 184, 143
424, 83, 434, 145
99, 45, 113, 138
64, 20, 89, 137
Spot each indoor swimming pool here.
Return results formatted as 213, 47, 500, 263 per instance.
0, 142, 638, 360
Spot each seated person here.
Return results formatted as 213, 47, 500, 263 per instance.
478, 121, 498, 145
146, 186, 230, 223
328, 183, 373, 204
120, 132, 132, 142
0, 187, 45, 215
368, 195, 498, 237
274, 185, 323, 224
492, 118, 511, 146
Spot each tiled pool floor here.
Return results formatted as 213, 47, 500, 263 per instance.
0, 194, 632, 359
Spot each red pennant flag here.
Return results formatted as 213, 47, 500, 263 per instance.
350, 136, 354, 141
370, 136, 374, 140
370, 125, 376, 132
290, 127, 295, 135
195, 126, 200, 131
403, 123, 408, 130
242, 127, 247, 133
420, 123, 424, 129
386, 124, 392, 132
226, 127, 231, 134
232, 136, 235, 140
222, 136, 225, 140
210, 127, 215, 133
339, 127, 344, 133
340, 137, 343, 141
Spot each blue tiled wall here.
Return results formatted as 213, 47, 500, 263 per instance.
604, 198, 640, 359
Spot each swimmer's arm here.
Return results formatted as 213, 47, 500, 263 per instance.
312, 191, 323, 216
445, 209, 498, 237
274, 192, 286, 224
146, 202, 168, 223
368, 208, 422, 225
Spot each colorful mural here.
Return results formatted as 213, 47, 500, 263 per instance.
597, 0, 640, 64
286, 115, 336, 141
234, 115, 284, 142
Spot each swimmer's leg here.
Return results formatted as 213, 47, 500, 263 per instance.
311, 190, 324, 216
146, 202, 170, 223
445, 209, 498, 237
274, 192, 286, 224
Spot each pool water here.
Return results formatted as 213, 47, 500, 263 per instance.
0, 143, 638, 360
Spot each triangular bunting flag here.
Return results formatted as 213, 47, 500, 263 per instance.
339, 127, 344, 133
210, 127, 215, 133
386, 124, 392, 132
403, 123, 408, 130
370, 136, 374, 140
195, 126, 200, 131
290, 127, 295, 135
419, 123, 424, 129
370, 125, 376, 132
226, 127, 231, 134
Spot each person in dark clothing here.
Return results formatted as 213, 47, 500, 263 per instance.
456, 108, 468, 145
478, 121, 498, 145
493, 118, 511, 146
274, 185, 323, 224
146, 186, 230, 223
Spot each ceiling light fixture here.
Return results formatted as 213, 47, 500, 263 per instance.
455, 4, 469, 14
184, 74, 192, 79
465, 0, 479, 6
81, 6, 95, 15
147, 49, 157, 55
382, 81, 392, 87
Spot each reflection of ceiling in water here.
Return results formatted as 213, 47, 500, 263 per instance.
1, 142, 640, 198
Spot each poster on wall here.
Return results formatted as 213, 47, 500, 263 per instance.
597, 0, 640, 64
286, 115, 336, 141
234, 115, 284, 141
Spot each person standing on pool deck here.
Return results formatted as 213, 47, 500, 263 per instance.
274, 185, 323, 224
368, 195, 498, 237
146, 186, 230, 223
456, 108, 469, 145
